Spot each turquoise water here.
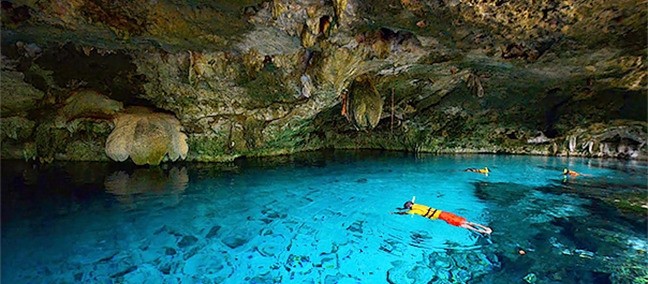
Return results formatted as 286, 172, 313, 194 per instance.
2, 151, 647, 283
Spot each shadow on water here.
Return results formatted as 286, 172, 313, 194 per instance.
232, 149, 414, 169
1, 160, 191, 221
2, 150, 396, 209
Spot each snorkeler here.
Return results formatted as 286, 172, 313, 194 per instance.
562, 168, 580, 177
465, 167, 489, 175
393, 197, 492, 235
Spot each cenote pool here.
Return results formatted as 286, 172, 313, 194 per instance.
1, 151, 647, 283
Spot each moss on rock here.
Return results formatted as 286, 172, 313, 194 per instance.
0, 116, 36, 141
0, 70, 45, 116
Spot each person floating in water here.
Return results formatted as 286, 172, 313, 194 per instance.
393, 198, 492, 235
465, 167, 489, 175
563, 168, 580, 177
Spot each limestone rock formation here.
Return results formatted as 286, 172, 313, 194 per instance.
56, 89, 123, 126
347, 75, 384, 130
0, 0, 645, 161
564, 120, 647, 159
0, 69, 45, 116
105, 107, 188, 165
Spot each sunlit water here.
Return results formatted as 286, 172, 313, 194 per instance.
2, 151, 647, 283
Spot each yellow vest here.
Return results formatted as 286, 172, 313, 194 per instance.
408, 204, 443, 220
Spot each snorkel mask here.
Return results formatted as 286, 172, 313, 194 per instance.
402, 196, 416, 209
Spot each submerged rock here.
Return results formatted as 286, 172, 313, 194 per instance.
205, 225, 222, 239
177, 235, 199, 249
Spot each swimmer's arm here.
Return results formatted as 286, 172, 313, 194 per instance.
391, 210, 411, 215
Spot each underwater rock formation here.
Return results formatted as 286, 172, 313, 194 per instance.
0, 0, 645, 162
105, 107, 188, 166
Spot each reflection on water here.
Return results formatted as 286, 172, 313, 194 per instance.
105, 167, 188, 206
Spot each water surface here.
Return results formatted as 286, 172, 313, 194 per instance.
2, 151, 647, 283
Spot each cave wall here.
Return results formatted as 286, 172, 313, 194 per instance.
1, 0, 646, 163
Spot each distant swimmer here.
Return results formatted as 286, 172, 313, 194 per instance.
563, 168, 580, 177
465, 167, 489, 175
393, 197, 492, 235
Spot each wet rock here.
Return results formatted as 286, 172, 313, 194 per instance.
164, 247, 176, 256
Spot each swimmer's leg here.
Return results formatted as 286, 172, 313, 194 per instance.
461, 222, 492, 235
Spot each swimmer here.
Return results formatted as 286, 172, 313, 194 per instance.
562, 168, 580, 177
465, 167, 489, 175
393, 198, 492, 235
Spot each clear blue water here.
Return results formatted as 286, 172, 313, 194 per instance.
2, 151, 647, 283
